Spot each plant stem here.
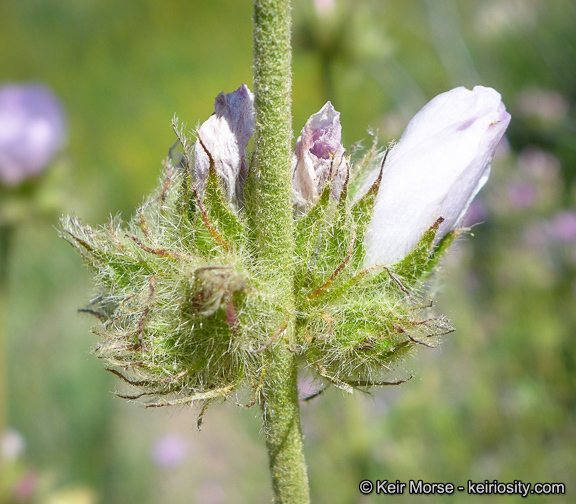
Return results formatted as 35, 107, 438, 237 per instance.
260, 351, 310, 503
251, 1, 311, 502
251, 0, 294, 268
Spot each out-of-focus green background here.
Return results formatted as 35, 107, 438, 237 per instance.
1, 0, 575, 502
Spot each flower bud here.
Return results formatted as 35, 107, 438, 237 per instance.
365, 85, 511, 266
292, 101, 349, 209
0, 84, 65, 186
193, 84, 254, 205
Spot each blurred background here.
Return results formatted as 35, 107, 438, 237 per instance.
1, 0, 575, 502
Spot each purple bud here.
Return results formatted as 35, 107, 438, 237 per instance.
292, 102, 349, 209
0, 84, 65, 186
194, 84, 254, 205
365, 85, 511, 266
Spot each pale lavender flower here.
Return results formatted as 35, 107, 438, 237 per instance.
194, 84, 254, 205
365, 85, 511, 266
292, 101, 349, 209
0, 84, 65, 186
151, 433, 188, 468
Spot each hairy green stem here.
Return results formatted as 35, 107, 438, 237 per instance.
260, 350, 310, 503
251, 1, 310, 502
250, 0, 294, 267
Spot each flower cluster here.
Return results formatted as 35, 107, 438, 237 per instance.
62, 84, 509, 410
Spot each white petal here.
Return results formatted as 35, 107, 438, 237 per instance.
365, 86, 511, 266
194, 84, 254, 204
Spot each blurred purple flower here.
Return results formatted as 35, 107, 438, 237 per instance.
517, 147, 561, 180
506, 181, 537, 209
0, 84, 66, 186
151, 433, 188, 468
516, 89, 569, 122
549, 211, 576, 243
12, 471, 37, 501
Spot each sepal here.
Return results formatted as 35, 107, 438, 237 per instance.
295, 174, 355, 299
190, 165, 246, 255
60, 123, 270, 416
348, 147, 388, 269
392, 217, 444, 284
291, 140, 460, 393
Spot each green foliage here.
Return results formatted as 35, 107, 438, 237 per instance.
61, 136, 274, 412
60, 121, 455, 417
293, 148, 454, 392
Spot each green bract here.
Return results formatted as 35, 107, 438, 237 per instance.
61, 121, 454, 415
